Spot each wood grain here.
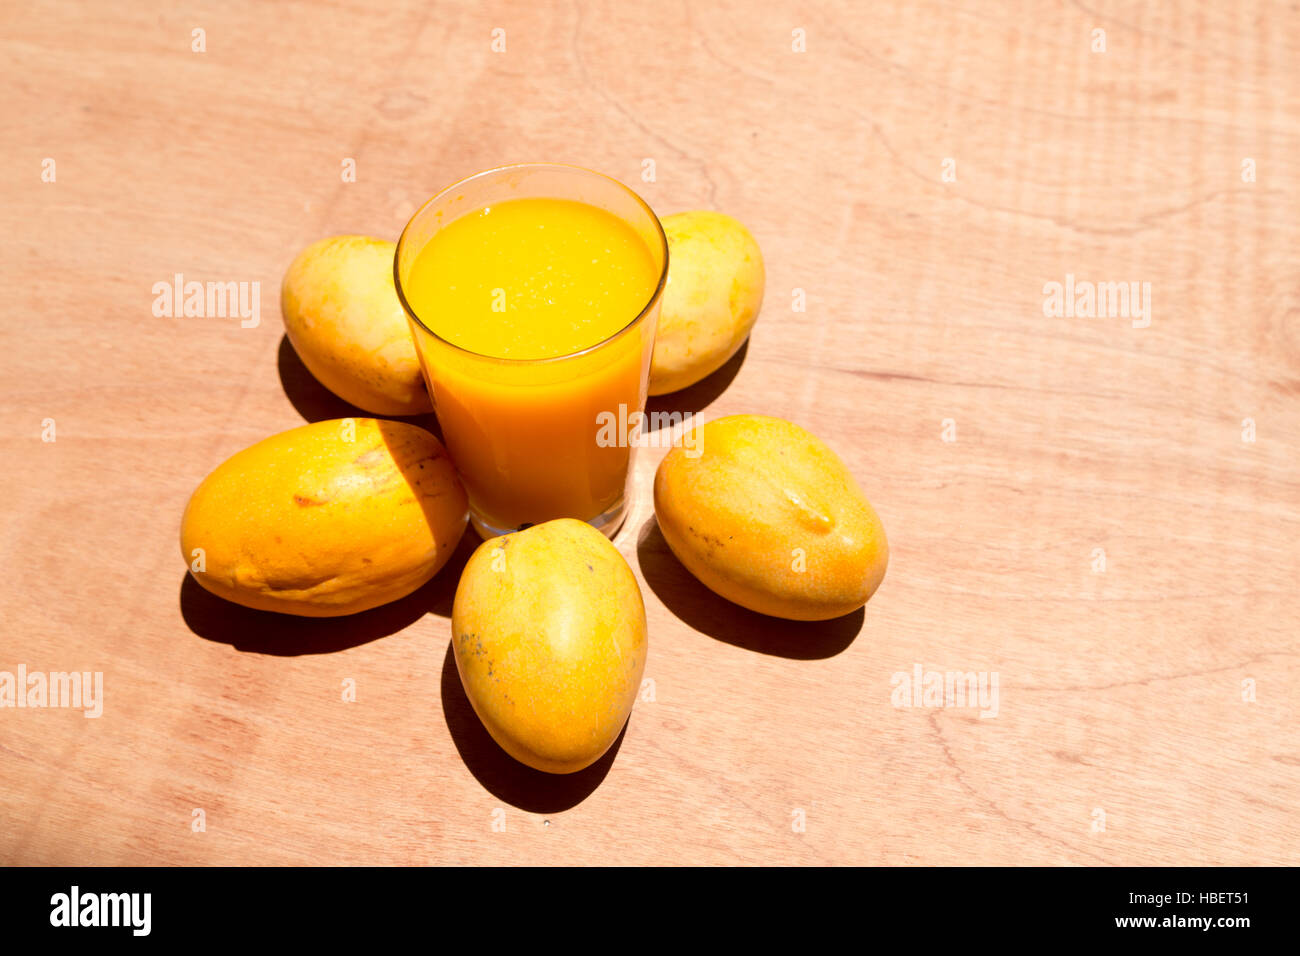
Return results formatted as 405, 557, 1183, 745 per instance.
1, 0, 1297, 865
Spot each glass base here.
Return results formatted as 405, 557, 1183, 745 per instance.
469, 496, 628, 542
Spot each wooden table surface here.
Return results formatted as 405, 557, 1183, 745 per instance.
2, 0, 1297, 866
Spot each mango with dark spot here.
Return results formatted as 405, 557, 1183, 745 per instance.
180, 418, 467, 616
654, 415, 888, 621
451, 519, 647, 773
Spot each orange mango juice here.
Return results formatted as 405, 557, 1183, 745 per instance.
402, 196, 664, 536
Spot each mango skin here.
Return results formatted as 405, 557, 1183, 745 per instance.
452, 519, 647, 774
181, 418, 466, 616
649, 211, 765, 396
281, 235, 433, 416
653, 415, 888, 621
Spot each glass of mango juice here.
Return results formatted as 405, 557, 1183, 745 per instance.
395, 164, 669, 539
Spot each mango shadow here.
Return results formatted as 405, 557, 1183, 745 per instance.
439, 641, 623, 812
635, 516, 864, 659
277, 333, 369, 423
180, 571, 434, 655
643, 339, 749, 431
276, 334, 443, 440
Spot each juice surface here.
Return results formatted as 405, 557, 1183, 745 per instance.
405, 197, 659, 360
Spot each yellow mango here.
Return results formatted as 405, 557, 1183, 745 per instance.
181, 418, 466, 616
649, 211, 765, 395
281, 235, 433, 415
653, 415, 888, 621
452, 519, 647, 774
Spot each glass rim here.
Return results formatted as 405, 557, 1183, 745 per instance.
392, 162, 670, 366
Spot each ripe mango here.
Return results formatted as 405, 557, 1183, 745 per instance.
649, 211, 765, 395
181, 418, 467, 616
653, 415, 888, 621
281, 235, 433, 415
452, 519, 647, 774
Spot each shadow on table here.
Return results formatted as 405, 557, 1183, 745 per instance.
440, 641, 623, 812
635, 516, 864, 659
276, 334, 443, 440
643, 339, 749, 431
277, 334, 369, 423
179, 530, 478, 655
